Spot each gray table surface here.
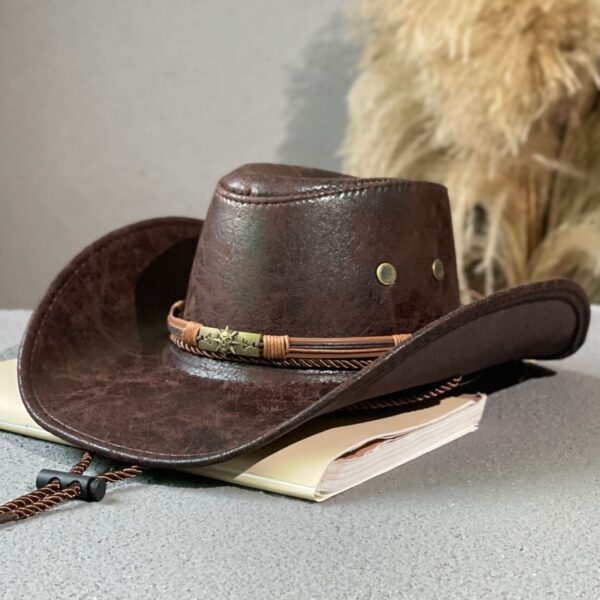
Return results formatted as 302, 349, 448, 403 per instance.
1, 308, 599, 600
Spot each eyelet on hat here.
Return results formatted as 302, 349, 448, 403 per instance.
432, 258, 445, 281
376, 262, 397, 286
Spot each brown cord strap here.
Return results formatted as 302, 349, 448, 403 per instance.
171, 335, 375, 370
340, 375, 463, 411
0, 452, 144, 524
168, 301, 412, 369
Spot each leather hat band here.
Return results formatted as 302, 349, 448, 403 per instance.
167, 301, 411, 369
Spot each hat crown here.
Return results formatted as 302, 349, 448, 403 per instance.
184, 164, 460, 337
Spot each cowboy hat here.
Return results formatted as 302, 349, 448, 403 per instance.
17, 163, 590, 467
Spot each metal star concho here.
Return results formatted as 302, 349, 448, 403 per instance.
206, 326, 246, 356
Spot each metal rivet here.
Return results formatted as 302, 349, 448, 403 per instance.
432, 258, 445, 281
376, 262, 397, 286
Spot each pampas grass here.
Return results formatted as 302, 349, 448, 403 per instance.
343, 0, 600, 301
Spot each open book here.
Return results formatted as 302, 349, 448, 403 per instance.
0, 359, 485, 501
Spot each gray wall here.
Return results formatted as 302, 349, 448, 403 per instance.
0, 0, 357, 307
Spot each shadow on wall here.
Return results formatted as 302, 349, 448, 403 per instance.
277, 13, 359, 172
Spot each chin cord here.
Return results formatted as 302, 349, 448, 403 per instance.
0, 452, 145, 525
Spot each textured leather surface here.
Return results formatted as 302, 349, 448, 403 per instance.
17, 164, 591, 467
220, 163, 355, 197
185, 163, 460, 336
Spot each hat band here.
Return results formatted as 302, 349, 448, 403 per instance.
167, 301, 412, 369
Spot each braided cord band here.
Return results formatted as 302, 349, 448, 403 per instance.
168, 301, 412, 369
170, 334, 374, 370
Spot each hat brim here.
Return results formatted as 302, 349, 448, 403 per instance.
18, 218, 590, 467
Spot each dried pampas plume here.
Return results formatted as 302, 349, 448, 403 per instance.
343, 0, 600, 301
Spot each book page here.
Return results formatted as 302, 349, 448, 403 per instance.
191, 394, 481, 492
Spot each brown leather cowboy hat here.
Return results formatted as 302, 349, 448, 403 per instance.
18, 164, 590, 468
